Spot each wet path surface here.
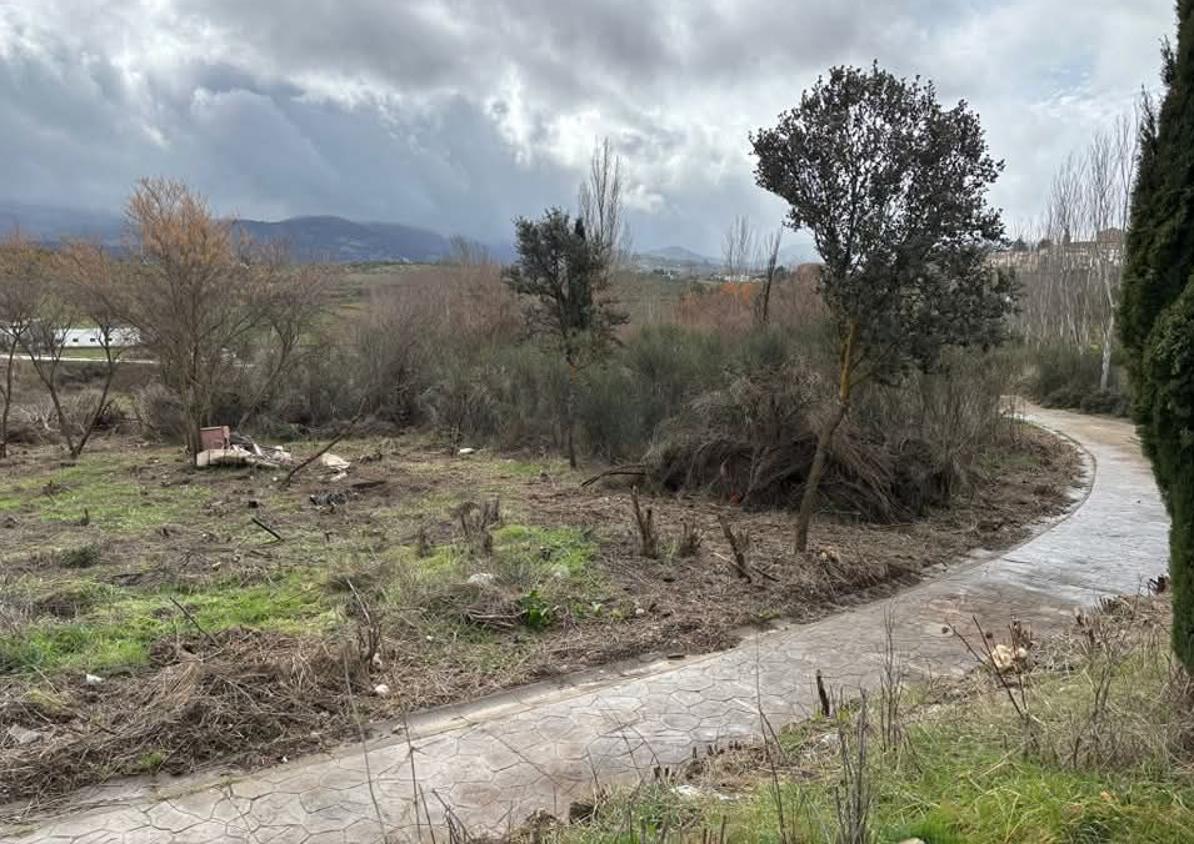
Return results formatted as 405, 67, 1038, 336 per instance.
4, 408, 1169, 843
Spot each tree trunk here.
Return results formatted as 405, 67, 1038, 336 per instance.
565, 360, 578, 469
0, 347, 14, 459
29, 355, 77, 457
1099, 314, 1115, 393
756, 275, 773, 327
795, 319, 858, 552
794, 400, 849, 552
73, 356, 118, 458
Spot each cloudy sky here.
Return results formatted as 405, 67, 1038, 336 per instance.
0, 0, 1175, 256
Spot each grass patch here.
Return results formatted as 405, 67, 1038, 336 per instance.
0, 452, 211, 533
0, 570, 336, 675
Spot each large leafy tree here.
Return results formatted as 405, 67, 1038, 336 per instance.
752, 63, 1015, 551
505, 208, 626, 468
1119, 2, 1194, 666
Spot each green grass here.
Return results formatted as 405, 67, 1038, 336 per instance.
0, 570, 337, 674
492, 524, 597, 577
0, 452, 211, 533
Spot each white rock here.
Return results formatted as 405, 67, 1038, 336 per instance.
320, 453, 350, 471
84, 673, 103, 685
457, 447, 477, 456
373, 683, 391, 697
897, 839, 927, 844
6, 724, 43, 745
467, 572, 496, 586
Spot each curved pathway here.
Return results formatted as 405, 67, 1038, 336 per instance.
3, 407, 1170, 843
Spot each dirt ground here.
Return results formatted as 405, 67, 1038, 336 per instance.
0, 422, 1080, 814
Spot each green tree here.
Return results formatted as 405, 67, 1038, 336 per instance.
503, 207, 625, 465
505, 209, 626, 468
752, 63, 1015, 552
1119, 2, 1194, 666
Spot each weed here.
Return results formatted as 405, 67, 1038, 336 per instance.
518, 589, 555, 631
55, 543, 102, 569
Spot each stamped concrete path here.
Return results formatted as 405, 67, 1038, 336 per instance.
4, 407, 1170, 843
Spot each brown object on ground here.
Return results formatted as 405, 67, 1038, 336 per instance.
197, 426, 230, 452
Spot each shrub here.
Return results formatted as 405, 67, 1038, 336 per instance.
1118, 2, 1194, 667
1025, 344, 1130, 415
56, 543, 102, 569
131, 383, 188, 442
647, 342, 1015, 521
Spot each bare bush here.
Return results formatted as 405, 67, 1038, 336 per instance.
456, 498, 501, 555
121, 179, 295, 459
675, 518, 703, 558
630, 486, 659, 559
833, 692, 872, 844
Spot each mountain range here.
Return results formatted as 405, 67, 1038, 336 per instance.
0, 201, 503, 263
0, 201, 813, 268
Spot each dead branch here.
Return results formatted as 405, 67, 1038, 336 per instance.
815, 669, 831, 718
168, 596, 219, 649
281, 410, 363, 488
630, 486, 658, 558
580, 464, 646, 488
676, 518, 703, 558
717, 515, 752, 581
250, 516, 283, 543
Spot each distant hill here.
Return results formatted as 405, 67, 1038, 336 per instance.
0, 201, 124, 246
233, 215, 449, 263
0, 202, 514, 264
638, 245, 716, 266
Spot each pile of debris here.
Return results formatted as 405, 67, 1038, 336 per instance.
0, 629, 360, 807
194, 426, 294, 469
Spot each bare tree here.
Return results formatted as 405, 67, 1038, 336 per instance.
578, 137, 632, 270
722, 214, 757, 280
1012, 109, 1138, 390
446, 234, 490, 267
18, 279, 84, 456
24, 242, 131, 457
121, 178, 275, 459
233, 255, 331, 429
0, 235, 40, 458
1090, 113, 1138, 390
755, 225, 783, 327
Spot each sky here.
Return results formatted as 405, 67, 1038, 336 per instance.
0, 0, 1176, 256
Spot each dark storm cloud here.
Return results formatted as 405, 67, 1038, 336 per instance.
0, 0, 1176, 254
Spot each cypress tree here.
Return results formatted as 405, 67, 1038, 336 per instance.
1119, 0, 1194, 666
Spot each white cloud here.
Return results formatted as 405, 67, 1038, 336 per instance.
0, 0, 1176, 254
